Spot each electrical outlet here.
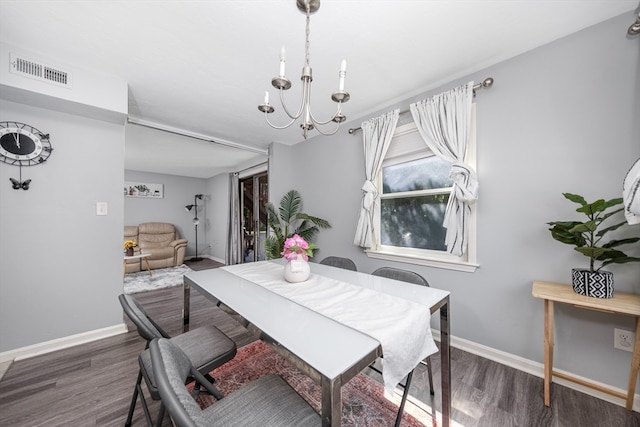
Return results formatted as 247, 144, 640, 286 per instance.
614, 328, 635, 352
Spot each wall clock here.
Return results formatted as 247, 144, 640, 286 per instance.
0, 121, 53, 190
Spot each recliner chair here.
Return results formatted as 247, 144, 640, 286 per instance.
124, 222, 188, 273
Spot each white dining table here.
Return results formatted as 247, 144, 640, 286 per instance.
182, 260, 451, 427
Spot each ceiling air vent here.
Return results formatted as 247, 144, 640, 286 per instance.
9, 52, 72, 88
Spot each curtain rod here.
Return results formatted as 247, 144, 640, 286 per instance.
237, 161, 268, 177
347, 77, 494, 135
127, 117, 269, 156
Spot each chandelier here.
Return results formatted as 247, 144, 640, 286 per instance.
258, 0, 349, 139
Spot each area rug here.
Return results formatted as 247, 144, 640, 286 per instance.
123, 264, 191, 294
199, 340, 435, 427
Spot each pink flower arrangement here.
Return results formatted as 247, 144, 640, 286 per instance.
281, 234, 317, 261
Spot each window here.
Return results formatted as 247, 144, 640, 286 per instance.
365, 117, 478, 272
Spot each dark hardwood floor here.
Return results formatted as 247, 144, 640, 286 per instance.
0, 276, 637, 426
184, 257, 225, 271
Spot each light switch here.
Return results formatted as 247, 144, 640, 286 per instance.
96, 202, 108, 216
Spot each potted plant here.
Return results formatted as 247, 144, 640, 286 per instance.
123, 240, 138, 256
264, 189, 331, 260
547, 193, 640, 298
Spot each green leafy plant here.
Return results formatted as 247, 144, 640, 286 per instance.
547, 193, 640, 272
264, 189, 331, 259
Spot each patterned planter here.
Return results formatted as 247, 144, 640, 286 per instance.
571, 268, 614, 298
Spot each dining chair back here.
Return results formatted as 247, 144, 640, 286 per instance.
120, 293, 170, 341
371, 267, 435, 427
371, 266, 429, 287
150, 338, 320, 427
119, 294, 237, 427
319, 256, 357, 271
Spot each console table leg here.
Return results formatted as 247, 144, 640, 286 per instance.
543, 299, 554, 407
626, 316, 640, 410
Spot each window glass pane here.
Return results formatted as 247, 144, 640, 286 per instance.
381, 195, 448, 251
382, 156, 453, 193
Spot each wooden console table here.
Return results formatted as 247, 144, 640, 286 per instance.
532, 280, 640, 411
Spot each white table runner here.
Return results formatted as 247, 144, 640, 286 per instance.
221, 261, 438, 392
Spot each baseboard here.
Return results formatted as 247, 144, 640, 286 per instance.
0, 323, 128, 363
432, 329, 639, 412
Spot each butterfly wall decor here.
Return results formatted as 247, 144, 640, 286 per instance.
10, 178, 31, 190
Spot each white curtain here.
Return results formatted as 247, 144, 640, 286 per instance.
226, 172, 242, 265
409, 81, 477, 256
353, 109, 400, 248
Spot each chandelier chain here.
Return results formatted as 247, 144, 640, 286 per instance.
305, 12, 311, 66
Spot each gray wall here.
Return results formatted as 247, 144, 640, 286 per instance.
205, 173, 230, 262
270, 12, 640, 391
124, 170, 208, 258
0, 100, 125, 351
267, 142, 295, 213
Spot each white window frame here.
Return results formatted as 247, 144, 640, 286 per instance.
365, 110, 478, 273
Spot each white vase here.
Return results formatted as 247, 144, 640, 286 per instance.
283, 255, 311, 283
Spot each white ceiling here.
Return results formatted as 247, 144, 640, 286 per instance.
0, 1, 637, 178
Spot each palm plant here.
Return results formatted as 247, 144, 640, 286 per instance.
264, 189, 331, 259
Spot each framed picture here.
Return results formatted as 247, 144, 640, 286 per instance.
124, 181, 164, 198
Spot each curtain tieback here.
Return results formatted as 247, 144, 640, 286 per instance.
450, 163, 478, 202
361, 180, 377, 210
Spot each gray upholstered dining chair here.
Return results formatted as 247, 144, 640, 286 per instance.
119, 294, 237, 427
319, 256, 357, 271
371, 267, 435, 427
150, 337, 320, 427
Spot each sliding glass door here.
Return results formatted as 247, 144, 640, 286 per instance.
240, 172, 268, 263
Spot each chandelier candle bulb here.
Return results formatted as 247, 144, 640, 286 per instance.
305, 109, 312, 126
279, 45, 286, 77
264, 91, 269, 104
339, 59, 347, 91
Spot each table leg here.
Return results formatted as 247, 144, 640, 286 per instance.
543, 299, 554, 407
321, 376, 341, 427
183, 279, 190, 332
440, 297, 451, 427
626, 316, 640, 410
143, 257, 152, 277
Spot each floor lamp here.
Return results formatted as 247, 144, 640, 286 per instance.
185, 194, 203, 262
